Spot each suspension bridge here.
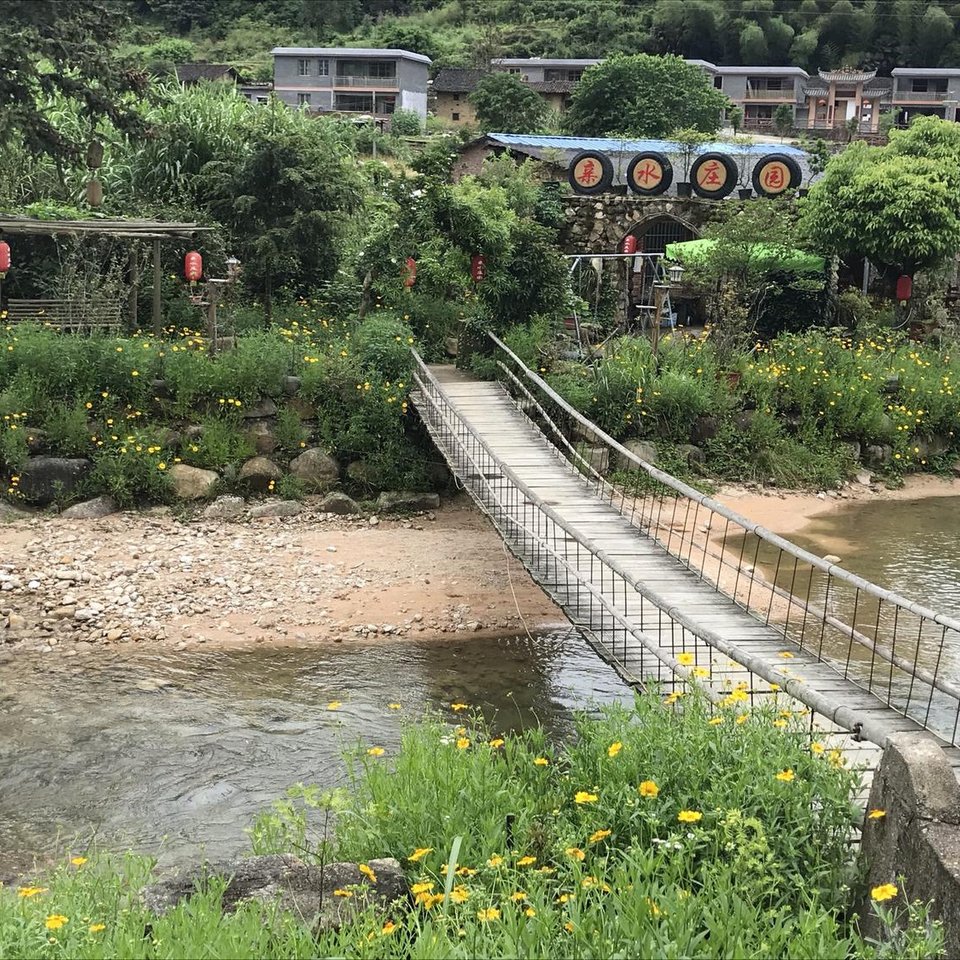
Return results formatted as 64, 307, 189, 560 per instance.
411, 333, 960, 777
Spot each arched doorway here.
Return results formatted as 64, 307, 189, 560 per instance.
622, 215, 698, 329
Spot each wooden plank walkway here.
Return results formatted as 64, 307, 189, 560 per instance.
416, 364, 960, 774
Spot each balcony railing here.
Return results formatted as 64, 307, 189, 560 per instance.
334, 75, 399, 89
744, 87, 796, 100
892, 89, 950, 102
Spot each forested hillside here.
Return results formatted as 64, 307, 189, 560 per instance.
125, 0, 960, 77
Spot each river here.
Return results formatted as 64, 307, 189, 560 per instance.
0, 630, 632, 877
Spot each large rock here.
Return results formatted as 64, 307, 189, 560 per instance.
242, 398, 278, 420
690, 415, 719, 446
60, 495, 118, 520
249, 500, 302, 519
0, 502, 32, 522
677, 443, 705, 467
377, 491, 440, 513
245, 421, 278, 456
290, 448, 339, 492
202, 495, 245, 520
318, 491, 360, 515
140, 854, 406, 932
238, 457, 283, 493
168, 464, 220, 501
18, 457, 91, 504
864, 444, 893, 468
613, 439, 658, 471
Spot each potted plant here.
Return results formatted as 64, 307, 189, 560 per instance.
671, 127, 711, 197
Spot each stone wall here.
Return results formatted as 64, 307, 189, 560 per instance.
859, 732, 960, 954
559, 195, 717, 254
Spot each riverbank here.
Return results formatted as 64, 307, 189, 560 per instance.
715, 473, 960, 539
0, 496, 565, 656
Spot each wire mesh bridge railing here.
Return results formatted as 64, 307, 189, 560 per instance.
479, 332, 960, 753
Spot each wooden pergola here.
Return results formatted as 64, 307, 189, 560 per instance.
0, 216, 213, 334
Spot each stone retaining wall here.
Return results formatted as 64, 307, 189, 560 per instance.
859, 732, 960, 953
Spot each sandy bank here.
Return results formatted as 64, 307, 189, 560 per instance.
0, 496, 566, 655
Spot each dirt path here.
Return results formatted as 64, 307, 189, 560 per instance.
0, 497, 567, 656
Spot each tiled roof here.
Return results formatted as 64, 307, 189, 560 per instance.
432, 68, 487, 93
176, 63, 239, 84
818, 68, 877, 82
271, 47, 431, 65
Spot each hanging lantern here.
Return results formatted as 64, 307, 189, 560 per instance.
470, 254, 487, 282
184, 251, 203, 284
402, 257, 417, 289
895, 274, 913, 302
0, 241, 9, 277
621, 235, 637, 255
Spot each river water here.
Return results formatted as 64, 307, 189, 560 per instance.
0, 631, 632, 877
2, 496, 957, 878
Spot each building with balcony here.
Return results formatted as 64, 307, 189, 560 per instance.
491, 58, 602, 114
799, 69, 892, 134
891, 68, 960, 124
271, 47, 431, 118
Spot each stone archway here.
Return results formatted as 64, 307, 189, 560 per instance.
621, 213, 697, 254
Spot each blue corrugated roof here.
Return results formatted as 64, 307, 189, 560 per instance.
487, 133, 805, 156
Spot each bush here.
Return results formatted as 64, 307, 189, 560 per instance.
389, 108, 422, 137
181, 416, 254, 472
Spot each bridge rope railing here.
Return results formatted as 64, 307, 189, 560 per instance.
487, 332, 960, 750
413, 351, 933, 752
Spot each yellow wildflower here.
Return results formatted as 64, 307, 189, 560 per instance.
45, 916, 69, 930
534, 757, 549, 766
589, 828, 612, 843
775, 769, 795, 782
358, 863, 377, 883
367, 746, 385, 757
524, 907, 537, 917
517, 855, 536, 867
607, 741, 623, 758
678, 810, 703, 823
871, 883, 898, 902
677, 652, 695, 666
411, 882, 435, 895
638, 780, 659, 798
451, 702, 469, 712
408, 847, 433, 863
489, 738, 505, 749
333, 888, 353, 898
17, 887, 47, 898
477, 907, 501, 922
89, 923, 106, 933
565, 846, 585, 861
450, 885, 470, 903
381, 921, 397, 935
487, 854, 504, 868
868, 809, 886, 820
574, 790, 598, 804
511, 891, 527, 901
456, 737, 471, 750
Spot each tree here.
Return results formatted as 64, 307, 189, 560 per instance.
773, 104, 795, 140
563, 55, 728, 138
801, 122, 960, 276
198, 102, 363, 318
0, 0, 145, 165
389, 108, 422, 136
469, 73, 547, 133
728, 106, 744, 135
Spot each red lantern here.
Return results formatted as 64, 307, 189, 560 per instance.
184, 250, 203, 284
470, 254, 487, 282
895, 274, 913, 302
402, 257, 417, 289
621, 235, 637, 255
0, 241, 10, 276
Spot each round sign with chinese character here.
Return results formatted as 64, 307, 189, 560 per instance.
689, 152, 737, 199
568, 150, 613, 195
626, 152, 673, 196
752, 153, 802, 197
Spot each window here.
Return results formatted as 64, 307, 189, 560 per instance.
453, 93, 461, 102
335, 93, 374, 112
337, 60, 396, 79
452, 111, 460, 121
764, 77, 784, 91
713, 75, 723, 89
507, 67, 521, 74
256, 96, 269, 104
568, 70, 583, 81
317, 59, 329, 77
297, 59, 311, 77
297, 93, 311, 106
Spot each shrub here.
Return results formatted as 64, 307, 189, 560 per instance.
355, 314, 414, 383
86, 437, 172, 507
181, 416, 254, 472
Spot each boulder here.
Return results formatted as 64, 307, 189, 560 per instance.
614, 439, 658, 471
18, 457, 91, 504
290, 448, 339, 492
377, 491, 440, 513
864, 444, 893, 468
0, 501, 32, 523
202, 495, 245, 520
238, 457, 283, 493
249, 500, 302, 519
60, 495, 118, 520
242, 398, 278, 420
168, 464, 220, 501
318, 491, 360, 515
690, 415, 719, 446
914, 435, 953, 460
677, 443, 705, 467
140, 854, 406, 932
245, 421, 278, 456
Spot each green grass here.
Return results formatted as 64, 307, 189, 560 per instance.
4, 690, 940, 958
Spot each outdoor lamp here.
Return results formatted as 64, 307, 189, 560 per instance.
225, 256, 241, 281
668, 263, 685, 284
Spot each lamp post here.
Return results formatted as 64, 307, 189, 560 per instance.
650, 261, 685, 356
199, 256, 242, 355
